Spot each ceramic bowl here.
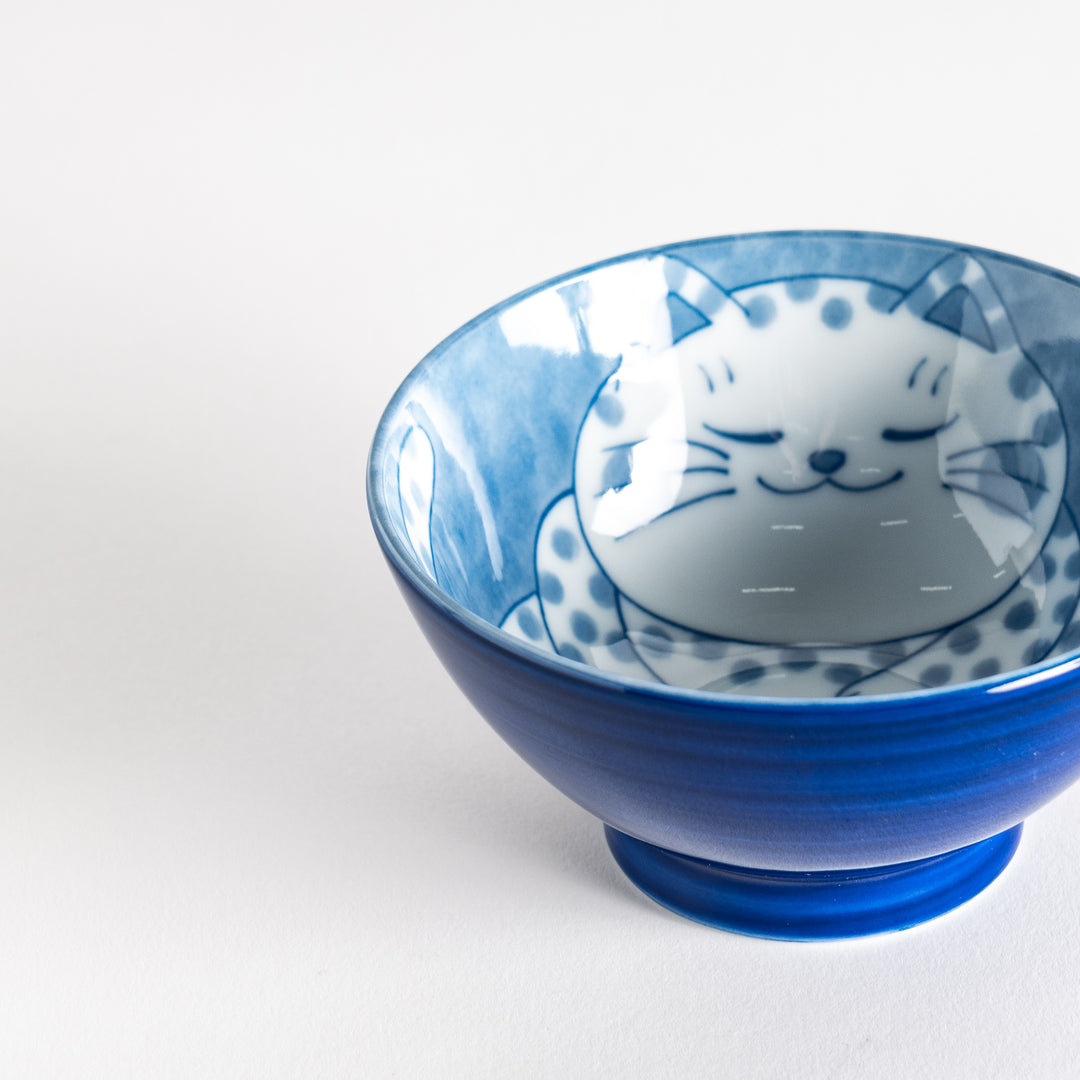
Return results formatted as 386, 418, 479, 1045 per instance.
367, 231, 1080, 939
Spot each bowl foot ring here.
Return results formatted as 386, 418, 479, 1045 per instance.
604, 823, 1022, 940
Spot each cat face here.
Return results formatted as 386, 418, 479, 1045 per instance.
573, 261, 1066, 645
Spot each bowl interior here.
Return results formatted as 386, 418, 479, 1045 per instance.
371, 233, 1080, 697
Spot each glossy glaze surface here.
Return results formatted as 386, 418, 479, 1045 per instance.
368, 231, 1080, 933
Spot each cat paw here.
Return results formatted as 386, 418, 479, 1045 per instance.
500, 594, 554, 652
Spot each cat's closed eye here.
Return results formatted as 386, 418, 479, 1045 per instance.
703, 423, 784, 444
881, 415, 958, 442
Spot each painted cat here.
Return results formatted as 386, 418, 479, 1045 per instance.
494, 250, 1080, 696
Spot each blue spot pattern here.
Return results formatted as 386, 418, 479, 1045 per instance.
558, 642, 584, 663
947, 625, 981, 655
571, 611, 598, 644
920, 664, 953, 687
729, 661, 764, 685
588, 573, 617, 608
866, 283, 898, 312
1009, 361, 1041, 401
692, 638, 728, 659
1054, 595, 1076, 624
1024, 638, 1053, 665
1034, 410, 1064, 447
601, 448, 633, 494
594, 393, 625, 426
640, 626, 675, 655
746, 295, 777, 328
1004, 600, 1036, 631
539, 572, 564, 604
552, 527, 578, 560
825, 664, 863, 686
785, 279, 819, 302
782, 649, 818, 671
517, 607, 542, 640
972, 657, 1002, 679
821, 297, 852, 329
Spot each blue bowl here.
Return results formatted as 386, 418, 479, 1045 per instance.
367, 231, 1080, 939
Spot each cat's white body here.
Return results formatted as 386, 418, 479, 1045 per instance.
491, 252, 1080, 696
575, 273, 1064, 644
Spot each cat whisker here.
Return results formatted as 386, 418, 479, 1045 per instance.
703, 423, 784, 445
615, 487, 737, 540
941, 482, 1031, 523
595, 465, 731, 497
601, 437, 731, 461
686, 438, 732, 460
946, 439, 1050, 461
944, 466, 1048, 492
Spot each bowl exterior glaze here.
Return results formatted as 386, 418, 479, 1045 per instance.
387, 557, 1080, 872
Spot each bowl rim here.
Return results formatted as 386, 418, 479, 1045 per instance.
367, 228, 1080, 712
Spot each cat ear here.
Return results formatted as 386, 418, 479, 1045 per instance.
902, 252, 1021, 357
660, 256, 739, 344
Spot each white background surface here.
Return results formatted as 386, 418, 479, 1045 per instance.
2, 1, 1080, 1076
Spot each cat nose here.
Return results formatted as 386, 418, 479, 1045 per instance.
808, 448, 846, 474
